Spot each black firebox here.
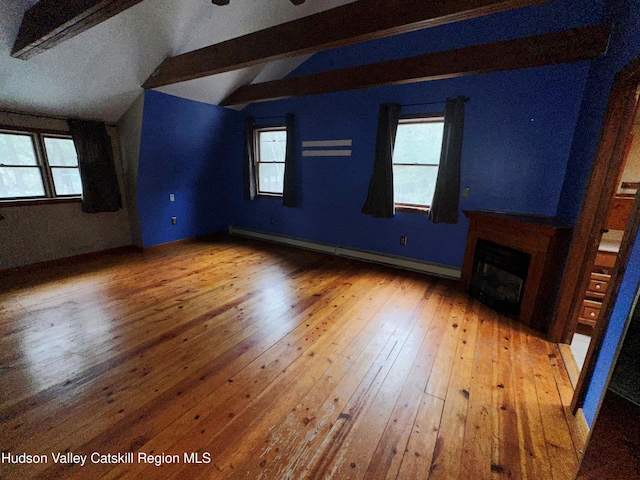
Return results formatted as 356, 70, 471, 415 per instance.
469, 239, 531, 316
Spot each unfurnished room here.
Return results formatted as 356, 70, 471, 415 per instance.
1, 0, 640, 479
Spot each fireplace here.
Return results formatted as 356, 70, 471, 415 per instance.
469, 239, 531, 316
461, 211, 571, 334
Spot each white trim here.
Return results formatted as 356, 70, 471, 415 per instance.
302, 150, 352, 157
302, 140, 352, 147
228, 226, 461, 280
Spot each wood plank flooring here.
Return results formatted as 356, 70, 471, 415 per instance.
0, 236, 584, 479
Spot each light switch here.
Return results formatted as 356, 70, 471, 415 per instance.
170, 193, 175, 202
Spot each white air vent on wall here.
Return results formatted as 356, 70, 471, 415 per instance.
302, 139, 352, 157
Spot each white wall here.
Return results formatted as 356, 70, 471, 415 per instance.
0, 112, 133, 269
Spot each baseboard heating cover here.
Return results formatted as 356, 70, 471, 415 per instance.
228, 226, 461, 280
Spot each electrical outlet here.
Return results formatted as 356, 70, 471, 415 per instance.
171, 216, 177, 225
170, 193, 175, 202
462, 187, 470, 198
400, 236, 407, 246
270, 217, 275, 225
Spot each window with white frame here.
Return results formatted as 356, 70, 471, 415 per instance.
0, 129, 82, 201
392, 115, 445, 211
254, 126, 286, 196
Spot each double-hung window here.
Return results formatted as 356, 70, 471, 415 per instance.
0, 129, 82, 201
392, 115, 445, 212
254, 126, 286, 196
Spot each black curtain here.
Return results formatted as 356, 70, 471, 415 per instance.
361, 103, 402, 218
243, 117, 257, 201
429, 96, 467, 224
67, 119, 122, 213
282, 113, 297, 207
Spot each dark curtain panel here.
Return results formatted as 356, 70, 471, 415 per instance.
67, 119, 122, 213
282, 113, 297, 207
243, 117, 257, 201
361, 103, 402, 218
429, 96, 467, 224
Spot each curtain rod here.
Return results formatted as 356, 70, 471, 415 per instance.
252, 114, 288, 120
251, 97, 469, 117
401, 97, 469, 108
253, 101, 447, 116
401, 101, 445, 107
0, 109, 117, 127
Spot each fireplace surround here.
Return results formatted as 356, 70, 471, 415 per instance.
461, 211, 571, 333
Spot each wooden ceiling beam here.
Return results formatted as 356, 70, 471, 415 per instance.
220, 25, 611, 106
142, 0, 549, 89
11, 0, 145, 60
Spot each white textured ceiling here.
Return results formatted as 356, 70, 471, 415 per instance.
0, 0, 356, 123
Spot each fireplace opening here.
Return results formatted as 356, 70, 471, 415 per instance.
469, 239, 531, 316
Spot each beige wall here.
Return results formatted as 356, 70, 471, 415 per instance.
0, 112, 133, 269
116, 93, 144, 248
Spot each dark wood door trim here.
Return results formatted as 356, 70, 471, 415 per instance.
550, 60, 638, 345
546, 52, 640, 413
571, 191, 640, 413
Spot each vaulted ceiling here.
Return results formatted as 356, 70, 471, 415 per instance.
0, 0, 611, 125
0, 0, 356, 123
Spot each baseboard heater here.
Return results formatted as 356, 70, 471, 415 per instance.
228, 226, 461, 280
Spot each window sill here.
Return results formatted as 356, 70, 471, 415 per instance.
0, 197, 81, 208
395, 205, 430, 215
257, 193, 283, 199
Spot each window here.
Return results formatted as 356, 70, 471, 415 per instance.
254, 126, 286, 196
392, 115, 444, 211
0, 129, 81, 201
43, 136, 82, 196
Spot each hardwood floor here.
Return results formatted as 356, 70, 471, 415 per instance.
0, 236, 584, 479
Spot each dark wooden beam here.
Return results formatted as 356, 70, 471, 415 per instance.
220, 26, 610, 106
11, 0, 144, 60
142, 0, 549, 89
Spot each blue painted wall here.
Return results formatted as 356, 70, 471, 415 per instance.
557, 0, 640, 223
229, 66, 588, 267
563, 0, 640, 426
583, 232, 640, 425
137, 90, 241, 247
289, 0, 606, 77
227, 0, 603, 268
131, 0, 640, 430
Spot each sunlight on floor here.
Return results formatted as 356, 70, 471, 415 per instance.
570, 333, 591, 370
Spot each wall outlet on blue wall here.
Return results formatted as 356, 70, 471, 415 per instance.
171, 217, 177, 225
270, 217, 275, 225
170, 193, 175, 202
400, 236, 407, 246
